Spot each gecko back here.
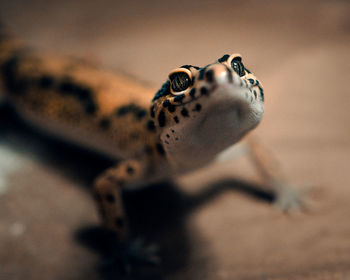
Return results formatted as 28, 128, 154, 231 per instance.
0, 27, 158, 160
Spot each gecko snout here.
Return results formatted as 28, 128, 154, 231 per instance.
203, 63, 240, 87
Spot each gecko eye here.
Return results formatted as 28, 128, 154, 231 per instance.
230, 57, 245, 77
169, 71, 191, 94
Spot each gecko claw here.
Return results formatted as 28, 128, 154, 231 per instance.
124, 238, 160, 265
99, 238, 160, 276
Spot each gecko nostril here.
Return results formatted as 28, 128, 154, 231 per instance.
205, 69, 215, 83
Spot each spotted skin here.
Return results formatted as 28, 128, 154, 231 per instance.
0, 29, 306, 247
93, 158, 151, 242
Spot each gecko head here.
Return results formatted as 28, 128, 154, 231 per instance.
151, 53, 264, 169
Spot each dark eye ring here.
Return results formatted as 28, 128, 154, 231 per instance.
169, 69, 192, 95
230, 57, 245, 77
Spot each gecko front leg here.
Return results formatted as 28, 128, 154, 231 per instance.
215, 135, 312, 211
93, 158, 160, 268
245, 136, 312, 211
94, 158, 148, 242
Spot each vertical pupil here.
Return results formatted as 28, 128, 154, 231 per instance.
172, 73, 190, 91
231, 60, 245, 77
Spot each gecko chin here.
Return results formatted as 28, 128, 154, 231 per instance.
197, 88, 262, 145
198, 80, 263, 129
160, 91, 263, 172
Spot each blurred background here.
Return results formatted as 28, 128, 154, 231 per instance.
0, 0, 349, 279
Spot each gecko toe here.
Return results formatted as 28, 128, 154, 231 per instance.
273, 184, 315, 213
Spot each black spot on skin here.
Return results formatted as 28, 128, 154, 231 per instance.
200, 87, 209, 96
166, 134, 170, 138
168, 104, 176, 112
248, 78, 255, 85
253, 90, 257, 99
163, 100, 170, 107
174, 94, 185, 103
106, 194, 115, 203
115, 218, 124, 228
181, 108, 189, 117
156, 143, 165, 156
174, 116, 179, 123
171, 129, 175, 133
116, 104, 147, 120
136, 110, 147, 120
59, 80, 75, 93
39, 75, 54, 89
191, 76, 195, 86
162, 98, 176, 112
116, 105, 133, 115
150, 105, 155, 118
259, 86, 264, 102
84, 102, 97, 114
165, 140, 169, 144
99, 117, 111, 129
76, 87, 92, 101
58, 79, 97, 114
198, 66, 208, 80
193, 103, 202, 112
158, 110, 166, 127
2, 55, 27, 94
175, 137, 179, 141
147, 120, 156, 131
126, 165, 134, 174
245, 68, 251, 74
218, 54, 230, 63
189, 88, 196, 98
205, 69, 214, 83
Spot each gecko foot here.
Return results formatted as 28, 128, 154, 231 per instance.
273, 184, 314, 213
100, 238, 160, 275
